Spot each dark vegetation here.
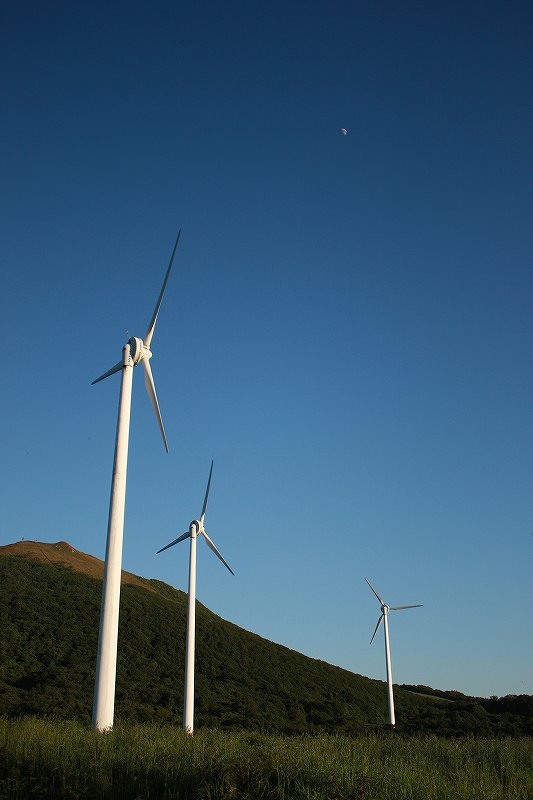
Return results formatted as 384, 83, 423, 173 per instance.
0, 543, 531, 736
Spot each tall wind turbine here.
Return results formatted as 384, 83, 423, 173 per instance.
157, 461, 234, 734
365, 577, 422, 727
91, 231, 180, 732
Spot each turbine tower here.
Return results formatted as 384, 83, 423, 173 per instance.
365, 577, 422, 727
91, 231, 180, 732
157, 460, 234, 734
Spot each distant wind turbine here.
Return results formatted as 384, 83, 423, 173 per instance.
365, 577, 422, 727
91, 231, 180, 732
157, 460, 234, 734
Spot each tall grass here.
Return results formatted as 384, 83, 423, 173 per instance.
0, 717, 531, 799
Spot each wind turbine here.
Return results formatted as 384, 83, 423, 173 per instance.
91, 231, 180, 732
365, 577, 422, 727
157, 460, 234, 734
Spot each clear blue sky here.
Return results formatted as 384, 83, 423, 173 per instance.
1, 1, 531, 699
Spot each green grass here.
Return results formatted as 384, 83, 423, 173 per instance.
0, 718, 531, 800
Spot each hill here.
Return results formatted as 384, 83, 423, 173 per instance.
0, 540, 531, 735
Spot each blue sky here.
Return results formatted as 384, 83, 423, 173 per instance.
1, 1, 531, 700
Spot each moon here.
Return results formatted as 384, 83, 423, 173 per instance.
341, 128, 347, 136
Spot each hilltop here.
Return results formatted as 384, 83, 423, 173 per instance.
0, 539, 159, 593
0, 540, 530, 735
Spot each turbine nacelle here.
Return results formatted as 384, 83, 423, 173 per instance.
128, 336, 150, 366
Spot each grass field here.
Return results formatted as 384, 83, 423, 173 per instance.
0, 717, 531, 799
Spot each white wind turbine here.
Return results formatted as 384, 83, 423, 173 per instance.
157, 460, 234, 734
91, 231, 180, 732
365, 577, 422, 727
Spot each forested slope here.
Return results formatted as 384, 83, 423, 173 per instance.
0, 541, 530, 735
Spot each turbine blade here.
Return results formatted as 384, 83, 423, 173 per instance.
144, 230, 181, 349
156, 530, 191, 554
370, 614, 384, 644
202, 530, 234, 576
200, 460, 214, 524
390, 604, 423, 611
91, 360, 123, 385
365, 577, 385, 605
142, 355, 169, 452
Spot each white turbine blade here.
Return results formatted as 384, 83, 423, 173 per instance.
390, 604, 423, 611
202, 530, 235, 576
144, 230, 181, 349
370, 614, 384, 644
91, 360, 123, 385
142, 355, 169, 452
156, 530, 191, 554
200, 460, 214, 524
365, 577, 385, 605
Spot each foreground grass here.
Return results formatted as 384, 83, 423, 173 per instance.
0, 718, 531, 800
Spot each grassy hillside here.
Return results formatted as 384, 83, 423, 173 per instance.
0, 541, 530, 735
